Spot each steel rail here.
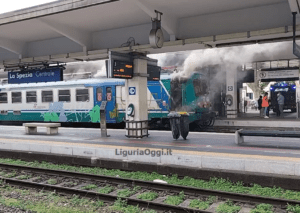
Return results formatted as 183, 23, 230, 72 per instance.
1, 177, 208, 213
0, 163, 299, 206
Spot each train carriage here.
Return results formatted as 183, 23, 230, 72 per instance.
0, 73, 214, 128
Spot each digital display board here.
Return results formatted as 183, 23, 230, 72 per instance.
8, 67, 63, 84
147, 65, 161, 81
112, 60, 133, 79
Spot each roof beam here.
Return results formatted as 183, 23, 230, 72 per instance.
38, 18, 92, 51
0, 37, 25, 55
134, 0, 178, 40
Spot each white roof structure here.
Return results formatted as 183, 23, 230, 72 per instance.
0, 0, 299, 68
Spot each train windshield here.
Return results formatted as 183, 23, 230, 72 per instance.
193, 79, 208, 97
274, 88, 289, 92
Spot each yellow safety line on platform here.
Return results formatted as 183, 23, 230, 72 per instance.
0, 137, 300, 162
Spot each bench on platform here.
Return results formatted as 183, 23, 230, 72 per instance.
23, 123, 61, 135
235, 129, 300, 145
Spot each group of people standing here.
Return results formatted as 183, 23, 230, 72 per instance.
257, 92, 284, 118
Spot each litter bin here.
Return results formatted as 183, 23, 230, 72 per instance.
168, 112, 180, 140
168, 112, 190, 140
179, 113, 189, 140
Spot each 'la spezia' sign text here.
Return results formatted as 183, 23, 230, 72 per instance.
8, 68, 63, 84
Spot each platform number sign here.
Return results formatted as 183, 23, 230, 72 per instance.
228, 86, 233, 91
129, 87, 136, 95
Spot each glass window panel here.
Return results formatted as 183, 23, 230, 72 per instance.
0, 93, 7, 103
26, 91, 36, 103
59, 90, 70, 95
76, 89, 89, 102
12, 92, 22, 103
42, 90, 53, 102
59, 90, 70, 102
97, 87, 102, 101
106, 87, 112, 102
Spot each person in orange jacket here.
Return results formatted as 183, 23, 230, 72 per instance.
261, 92, 269, 118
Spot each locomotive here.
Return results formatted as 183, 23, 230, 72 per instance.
0, 73, 215, 128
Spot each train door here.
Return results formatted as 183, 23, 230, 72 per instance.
94, 86, 116, 123
148, 81, 169, 112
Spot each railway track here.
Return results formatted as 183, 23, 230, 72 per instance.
0, 162, 299, 212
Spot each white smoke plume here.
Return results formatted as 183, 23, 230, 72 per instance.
65, 60, 106, 79
149, 41, 293, 78
181, 42, 292, 78
150, 52, 189, 67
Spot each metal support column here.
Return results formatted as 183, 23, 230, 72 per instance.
293, 12, 300, 58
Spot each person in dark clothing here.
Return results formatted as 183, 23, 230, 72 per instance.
266, 99, 271, 117
258, 96, 263, 117
274, 96, 280, 116
277, 92, 284, 118
244, 99, 247, 113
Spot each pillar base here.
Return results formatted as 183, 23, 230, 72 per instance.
125, 120, 149, 139
226, 109, 238, 118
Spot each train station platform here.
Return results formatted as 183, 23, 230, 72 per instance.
0, 125, 300, 179
214, 109, 300, 130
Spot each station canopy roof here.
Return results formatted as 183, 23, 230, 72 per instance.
0, 0, 298, 67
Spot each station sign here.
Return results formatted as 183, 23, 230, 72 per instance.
107, 51, 133, 79
112, 60, 133, 79
129, 87, 136, 95
8, 67, 63, 84
147, 65, 161, 81
107, 51, 161, 80
258, 69, 299, 82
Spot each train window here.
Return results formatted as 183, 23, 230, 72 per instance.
193, 79, 208, 97
42, 90, 53, 102
106, 87, 112, 102
76, 89, 89, 102
59, 90, 70, 102
26, 91, 37, 103
12, 92, 22, 103
97, 88, 102, 101
0, 110, 8, 115
0, 93, 7, 104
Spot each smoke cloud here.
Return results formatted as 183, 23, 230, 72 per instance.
64, 60, 106, 79
149, 41, 293, 77
149, 52, 190, 67
182, 42, 291, 78
149, 41, 294, 114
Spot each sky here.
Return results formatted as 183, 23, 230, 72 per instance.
0, 0, 58, 14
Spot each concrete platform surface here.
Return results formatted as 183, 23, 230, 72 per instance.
215, 109, 300, 128
0, 125, 300, 177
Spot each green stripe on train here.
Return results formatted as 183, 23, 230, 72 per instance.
0, 111, 167, 123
